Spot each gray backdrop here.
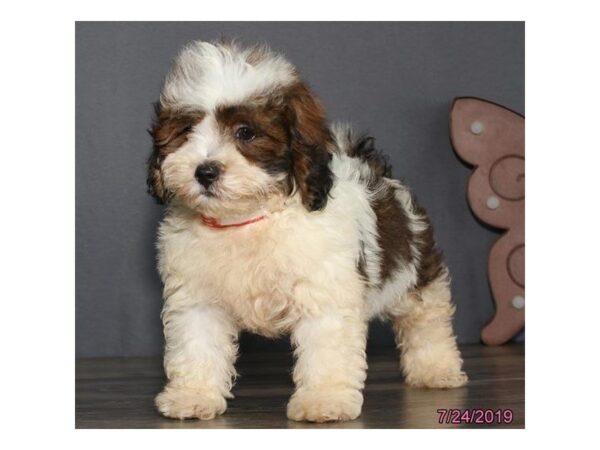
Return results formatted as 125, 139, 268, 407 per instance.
76, 22, 524, 358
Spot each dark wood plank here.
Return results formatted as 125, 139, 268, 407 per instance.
76, 344, 524, 429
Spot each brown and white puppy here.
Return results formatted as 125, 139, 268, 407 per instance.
148, 40, 467, 423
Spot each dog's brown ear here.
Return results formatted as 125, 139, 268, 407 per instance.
147, 104, 168, 204
147, 105, 201, 204
147, 150, 166, 204
286, 83, 334, 211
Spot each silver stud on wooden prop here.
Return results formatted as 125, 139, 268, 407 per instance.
512, 295, 525, 309
470, 120, 484, 135
486, 196, 500, 210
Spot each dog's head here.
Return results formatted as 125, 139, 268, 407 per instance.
147, 40, 334, 217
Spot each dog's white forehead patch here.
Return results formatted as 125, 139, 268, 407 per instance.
160, 41, 297, 112
186, 114, 222, 158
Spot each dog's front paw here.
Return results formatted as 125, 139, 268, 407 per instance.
155, 385, 227, 420
287, 387, 363, 423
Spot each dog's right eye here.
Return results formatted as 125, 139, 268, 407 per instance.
235, 126, 256, 142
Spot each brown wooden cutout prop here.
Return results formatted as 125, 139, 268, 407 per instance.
450, 97, 524, 346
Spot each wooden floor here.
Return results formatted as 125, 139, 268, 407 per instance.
76, 344, 524, 429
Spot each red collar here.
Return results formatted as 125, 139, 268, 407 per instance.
199, 214, 266, 229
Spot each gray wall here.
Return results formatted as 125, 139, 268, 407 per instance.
76, 22, 524, 358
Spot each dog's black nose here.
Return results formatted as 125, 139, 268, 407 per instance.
195, 162, 221, 188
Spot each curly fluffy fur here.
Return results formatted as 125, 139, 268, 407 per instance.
149, 40, 467, 423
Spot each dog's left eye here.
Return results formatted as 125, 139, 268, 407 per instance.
235, 126, 256, 142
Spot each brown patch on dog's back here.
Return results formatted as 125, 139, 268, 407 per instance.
342, 129, 446, 290
413, 203, 446, 288
372, 186, 413, 284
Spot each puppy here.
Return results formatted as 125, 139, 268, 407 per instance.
148, 40, 467, 423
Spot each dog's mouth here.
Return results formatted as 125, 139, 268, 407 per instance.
197, 179, 222, 198
200, 189, 216, 198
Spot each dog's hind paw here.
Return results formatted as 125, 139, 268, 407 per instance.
406, 368, 468, 389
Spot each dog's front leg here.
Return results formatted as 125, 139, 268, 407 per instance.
155, 303, 238, 420
287, 312, 368, 422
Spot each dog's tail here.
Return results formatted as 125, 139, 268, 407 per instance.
330, 122, 392, 179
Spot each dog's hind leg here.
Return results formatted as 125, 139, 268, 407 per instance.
387, 269, 468, 389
